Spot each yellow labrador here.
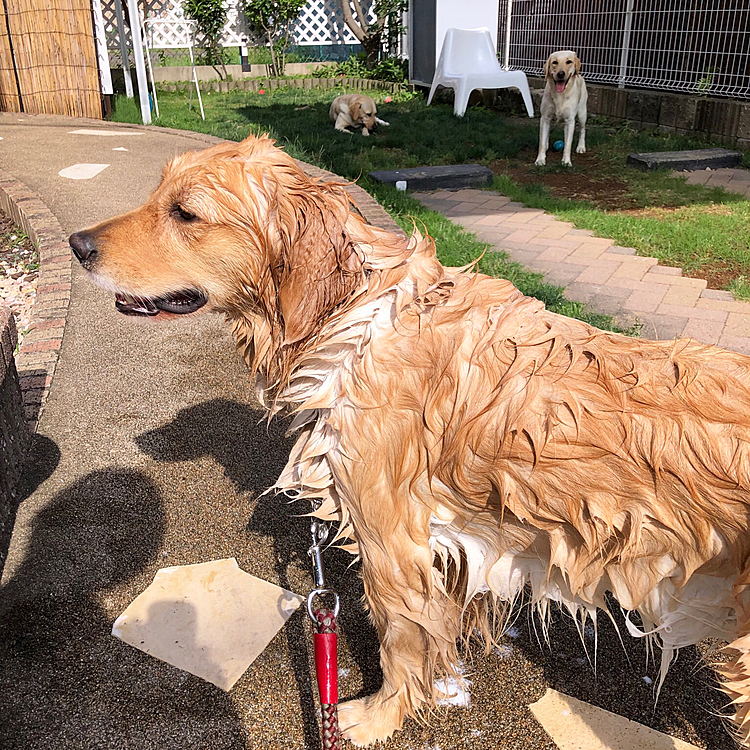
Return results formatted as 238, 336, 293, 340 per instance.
330, 94, 389, 137
535, 50, 588, 167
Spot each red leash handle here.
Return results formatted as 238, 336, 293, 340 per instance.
309, 598, 341, 750
313, 611, 338, 704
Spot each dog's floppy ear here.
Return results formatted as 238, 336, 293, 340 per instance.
543, 54, 552, 79
351, 100, 362, 122
574, 53, 581, 74
275, 184, 362, 344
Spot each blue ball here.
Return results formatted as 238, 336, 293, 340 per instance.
553, 140, 565, 152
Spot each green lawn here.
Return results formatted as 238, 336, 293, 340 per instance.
111, 84, 749, 319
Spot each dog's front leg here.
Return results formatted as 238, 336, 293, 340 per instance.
576, 110, 587, 154
335, 113, 353, 133
535, 115, 550, 166
375, 117, 390, 126
562, 117, 575, 166
361, 127, 371, 137
338, 537, 459, 746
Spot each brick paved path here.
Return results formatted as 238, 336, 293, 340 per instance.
414, 188, 750, 355
677, 167, 750, 197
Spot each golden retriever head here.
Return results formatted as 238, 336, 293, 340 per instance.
543, 50, 581, 93
350, 97, 378, 131
69, 135, 364, 346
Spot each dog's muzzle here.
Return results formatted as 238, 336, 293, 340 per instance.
69, 230, 98, 269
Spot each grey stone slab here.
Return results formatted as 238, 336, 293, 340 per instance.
607, 246, 637, 256
627, 148, 742, 172
700, 288, 735, 301
369, 164, 493, 191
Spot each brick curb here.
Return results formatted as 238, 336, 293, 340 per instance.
0, 167, 71, 430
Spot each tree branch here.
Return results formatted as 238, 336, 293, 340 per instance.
352, 0, 369, 32
339, 0, 367, 43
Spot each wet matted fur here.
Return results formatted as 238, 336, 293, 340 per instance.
71, 135, 750, 747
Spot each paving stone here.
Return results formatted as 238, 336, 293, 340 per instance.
536, 262, 587, 286
661, 284, 703, 307
636, 314, 689, 341
700, 288, 735, 301
623, 285, 670, 313
606, 245, 637, 256
719, 334, 750, 356
646, 265, 682, 277
586, 296, 625, 316
659, 303, 728, 322
724, 312, 750, 338
682, 318, 726, 344
574, 261, 622, 284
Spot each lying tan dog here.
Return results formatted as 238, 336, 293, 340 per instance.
535, 50, 588, 167
330, 93, 389, 136
71, 134, 750, 747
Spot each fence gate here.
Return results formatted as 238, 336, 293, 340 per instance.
0, 0, 102, 118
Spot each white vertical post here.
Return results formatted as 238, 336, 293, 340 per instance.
113, 0, 133, 98
503, 0, 513, 69
126, 0, 151, 124
618, 0, 635, 89
91, 0, 114, 95
142, 22, 159, 119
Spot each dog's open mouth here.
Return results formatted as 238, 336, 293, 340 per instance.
114, 289, 208, 317
556, 80, 567, 93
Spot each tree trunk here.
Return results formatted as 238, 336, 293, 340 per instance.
362, 34, 381, 67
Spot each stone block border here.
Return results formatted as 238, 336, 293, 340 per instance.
0, 167, 71, 430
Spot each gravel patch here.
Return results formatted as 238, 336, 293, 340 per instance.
0, 212, 38, 347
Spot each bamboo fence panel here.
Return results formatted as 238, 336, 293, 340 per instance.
2, 0, 102, 118
0, 2, 22, 112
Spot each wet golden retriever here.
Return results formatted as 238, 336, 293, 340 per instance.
71, 134, 750, 747
330, 93, 389, 136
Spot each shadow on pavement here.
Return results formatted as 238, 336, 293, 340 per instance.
508, 598, 730, 749
137, 398, 383, 750
0, 467, 250, 750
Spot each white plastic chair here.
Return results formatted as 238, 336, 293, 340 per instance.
427, 28, 534, 118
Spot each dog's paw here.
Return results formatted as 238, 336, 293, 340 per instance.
576, 145, 586, 154
534, 156, 546, 166
562, 158, 572, 167
338, 696, 403, 747
362, 129, 370, 137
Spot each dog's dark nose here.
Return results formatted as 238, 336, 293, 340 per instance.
69, 232, 98, 263
556, 71, 566, 80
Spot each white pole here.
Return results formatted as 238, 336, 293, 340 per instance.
91, 0, 113, 95
188, 32, 205, 121
504, 0, 513, 69
126, 0, 151, 124
142, 22, 160, 118
113, 0, 133, 98
618, 0, 635, 89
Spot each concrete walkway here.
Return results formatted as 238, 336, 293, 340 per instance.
0, 113, 731, 750
414, 187, 750, 353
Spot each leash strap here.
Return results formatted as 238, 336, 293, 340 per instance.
307, 519, 341, 750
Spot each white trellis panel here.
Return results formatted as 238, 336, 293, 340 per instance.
292, 0, 376, 46
100, 0, 376, 53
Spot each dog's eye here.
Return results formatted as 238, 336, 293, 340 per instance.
173, 205, 198, 222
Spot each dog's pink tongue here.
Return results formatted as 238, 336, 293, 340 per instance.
556, 81, 566, 93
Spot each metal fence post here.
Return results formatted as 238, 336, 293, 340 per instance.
618, 0, 635, 88
504, 0, 513, 69
113, 0, 133, 98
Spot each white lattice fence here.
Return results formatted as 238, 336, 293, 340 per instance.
100, 0, 374, 55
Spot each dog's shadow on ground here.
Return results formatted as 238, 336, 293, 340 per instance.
506, 599, 731, 749
136, 398, 383, 750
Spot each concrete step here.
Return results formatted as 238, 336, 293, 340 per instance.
627, 148, 742, 171
368, 164, 494, 191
